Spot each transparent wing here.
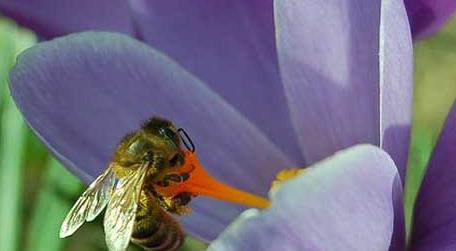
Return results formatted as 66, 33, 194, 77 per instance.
104, 162, 148, 251
59, 166, 116, 238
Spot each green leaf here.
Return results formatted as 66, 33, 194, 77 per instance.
0, 17, 36, 251
404, 16, 456, 240
25, 158, 82, 251
178, 237, 208, 251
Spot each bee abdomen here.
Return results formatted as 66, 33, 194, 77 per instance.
132, 192, 184, 251
132, 220, 184, 251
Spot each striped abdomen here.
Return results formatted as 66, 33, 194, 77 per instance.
131, 191, 184, 251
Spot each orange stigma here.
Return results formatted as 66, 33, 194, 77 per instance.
154, 151, 270, 209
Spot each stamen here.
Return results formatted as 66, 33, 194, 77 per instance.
270, 168, 306, 191
154, 151, 270, 209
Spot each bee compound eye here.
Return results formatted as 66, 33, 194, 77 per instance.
159, 127, 179, 145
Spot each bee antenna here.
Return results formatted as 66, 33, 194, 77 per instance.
177, 128, 195, 152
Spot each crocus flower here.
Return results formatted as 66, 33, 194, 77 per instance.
0, 0, 455, 40
8, 0, 415, 249
409, 102, 456, 250
206, 102, 456, 250
405, 0, 456, 39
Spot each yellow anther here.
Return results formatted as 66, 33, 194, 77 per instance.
271, 168, 306, 190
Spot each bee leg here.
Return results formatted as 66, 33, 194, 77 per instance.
157, 172, 190, 187
173, 192, 192, 206
179, 172, 190, 181
156, 174, 181, 187
161, 192, 193, 215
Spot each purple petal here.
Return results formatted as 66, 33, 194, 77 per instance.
207, 145, 402, 251
0, 0, 133, 38
127, 0, 304, 164
9, 32, 295, 240
405, 0, 456, 40
390, 174, 406, 251
410, 101, 456, 251
274, 0, 412, 179
379, 0, 414, 183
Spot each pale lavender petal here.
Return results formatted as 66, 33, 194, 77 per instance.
405, 0, 456, 39
379, 0, 413, 182
128, 0, 304, 164
9, 32, 295, 240
410, 101, 456, 251
207, 145, 402, 251
0, 0, 133, 38
275, 0, 412, 179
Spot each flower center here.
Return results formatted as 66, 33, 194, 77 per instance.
153, 151, 270, 209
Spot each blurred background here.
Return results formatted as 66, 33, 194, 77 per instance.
0, 13, 455, 251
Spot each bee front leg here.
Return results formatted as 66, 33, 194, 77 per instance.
156, 172, 190, 187
162, 192, 193, 215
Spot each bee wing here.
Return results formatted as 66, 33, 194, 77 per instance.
104, 161, 148, 251
59, 166, 116, 238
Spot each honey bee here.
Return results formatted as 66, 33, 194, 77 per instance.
60, 117, 199, 251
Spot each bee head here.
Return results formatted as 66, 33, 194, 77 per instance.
141, 117, 180, 145
140, 117, 185, 167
